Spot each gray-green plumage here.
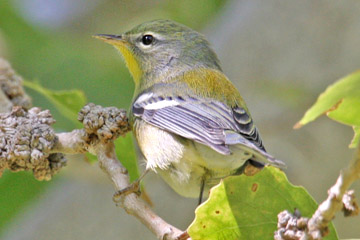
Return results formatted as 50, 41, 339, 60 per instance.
122, 20, 222, 91
96, 19, 285, 199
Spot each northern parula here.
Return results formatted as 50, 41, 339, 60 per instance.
95, 19, 284, 203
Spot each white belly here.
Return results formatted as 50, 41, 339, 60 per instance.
134, 119, 251, 198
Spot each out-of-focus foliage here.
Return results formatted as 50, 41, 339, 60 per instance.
115, 134, 140, 183
0, 172, 48, 233
0, 0, 228, 236
188, 167, 338, 240
26, 79, 141, 180
296, 71, 360, 148
23, 80, 87, 127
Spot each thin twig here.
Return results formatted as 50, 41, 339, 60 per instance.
94, 141, 184, 240
0, 56, 188, 239
307, 143, 360, 238
275, 143, 360, 240
51, 109, 187, 240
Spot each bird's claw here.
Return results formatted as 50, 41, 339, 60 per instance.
113, 181, 141, 203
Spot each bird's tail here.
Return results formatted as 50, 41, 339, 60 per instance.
225, 131, 286, 169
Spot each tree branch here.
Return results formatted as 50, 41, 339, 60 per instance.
50, 126, 185, 240
95, 141, 185, 240
0, 58, 188, 240
275, 143, 360, 240
57, 103, 189, 240
307, 142, 360, 237
3, 57, 359, 240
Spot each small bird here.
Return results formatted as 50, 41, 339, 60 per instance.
95, 20, 284, 203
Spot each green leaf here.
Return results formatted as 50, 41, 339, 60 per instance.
295, 71, 360, 148
326, 97, 360, 126
115, 134, 140, 182
349, 126, 360, 148
296, 71, 360, 126
188, 167, 338, 240
23, 80, 139, 180
23, 80, 87, 125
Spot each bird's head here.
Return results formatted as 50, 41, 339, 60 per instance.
94, 19, 221, 86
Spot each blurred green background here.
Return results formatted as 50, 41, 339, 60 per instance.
1, 0, 360, 239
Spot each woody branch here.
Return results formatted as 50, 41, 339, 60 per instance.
275, 143, 360, 239
0, 58, 187, 240
3, 56, 359, 240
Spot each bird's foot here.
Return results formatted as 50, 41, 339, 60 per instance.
112, 169, 149, 204
113, 181, 141, 203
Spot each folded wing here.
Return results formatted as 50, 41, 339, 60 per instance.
132, 88, 285, 168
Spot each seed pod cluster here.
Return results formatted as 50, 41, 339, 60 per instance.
0, 58, 32, 111
78, 103, 130, 144
0, 107, 66, 180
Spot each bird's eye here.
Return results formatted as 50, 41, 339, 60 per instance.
142, 35, 154, 45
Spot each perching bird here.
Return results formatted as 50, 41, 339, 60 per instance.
95, 19, 284, 203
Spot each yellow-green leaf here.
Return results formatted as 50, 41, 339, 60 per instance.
296, 71, 360, 148
23, 80, 86, 125
188, 167, 338, 240
326, 97, 360, 126
349, 126, 360, 148
23, 80, 140, 180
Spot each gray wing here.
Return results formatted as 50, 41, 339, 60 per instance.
132, 91, 285, 167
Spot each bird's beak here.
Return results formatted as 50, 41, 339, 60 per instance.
93, 34, 125, 46
93, 33, 141, 82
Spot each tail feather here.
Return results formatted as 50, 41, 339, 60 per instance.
225, 131, 286, 169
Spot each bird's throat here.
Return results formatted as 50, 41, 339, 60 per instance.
114, 45, 142, 85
